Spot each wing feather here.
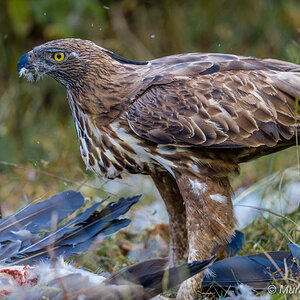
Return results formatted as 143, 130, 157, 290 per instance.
127, 55, 300, 148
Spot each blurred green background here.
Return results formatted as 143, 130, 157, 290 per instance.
1, 0, 300, 214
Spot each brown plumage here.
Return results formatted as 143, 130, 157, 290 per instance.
18, 38, 300, 299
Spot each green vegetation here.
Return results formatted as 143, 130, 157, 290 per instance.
0, 0, 299, 298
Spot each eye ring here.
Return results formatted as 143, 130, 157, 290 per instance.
53, 52, 65, 62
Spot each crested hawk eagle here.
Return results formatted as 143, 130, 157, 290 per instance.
18, 39, 300, 299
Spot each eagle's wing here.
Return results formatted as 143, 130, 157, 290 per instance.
127, 54, 300, 148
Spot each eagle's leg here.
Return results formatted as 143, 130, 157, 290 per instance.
151, 170, 187, 266
174, 172, 235, 300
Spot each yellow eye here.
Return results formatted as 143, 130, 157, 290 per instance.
53, 52, 65, 61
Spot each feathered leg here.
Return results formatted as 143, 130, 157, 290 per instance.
151, 170, 187, 266
174, 172, 235, 300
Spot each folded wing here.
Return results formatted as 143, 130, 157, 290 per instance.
127, 54, 300, 148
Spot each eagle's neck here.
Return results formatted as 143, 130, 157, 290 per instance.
65, 53, 150, 126
66, 79, 127, 126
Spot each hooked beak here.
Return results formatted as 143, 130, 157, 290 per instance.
17, 50, 42, 82
17, 51, 34, 73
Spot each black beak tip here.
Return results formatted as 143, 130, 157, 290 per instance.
17, 53, 29, 73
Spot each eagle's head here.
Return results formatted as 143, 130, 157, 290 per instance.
18, 38, 148, 120
17, 38, 105, 87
